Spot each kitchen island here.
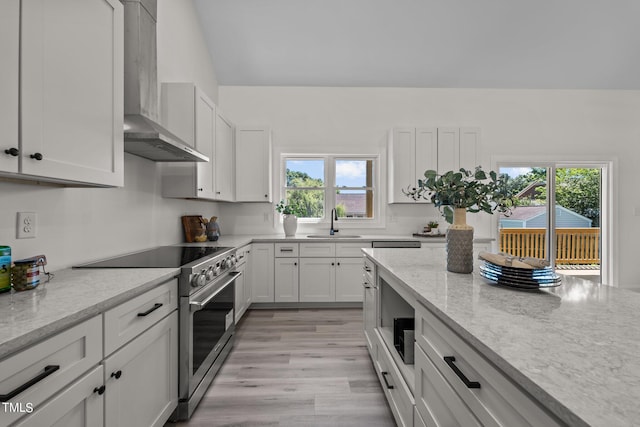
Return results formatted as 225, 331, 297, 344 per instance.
363, 247, 638, 427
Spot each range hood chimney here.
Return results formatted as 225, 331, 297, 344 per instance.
123, 0, 208, 162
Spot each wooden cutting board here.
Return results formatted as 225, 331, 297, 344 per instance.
181, 215, 205, 242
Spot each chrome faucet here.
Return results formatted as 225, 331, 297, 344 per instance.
330, 208, 339, 235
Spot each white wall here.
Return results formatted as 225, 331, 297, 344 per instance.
0, 0, 220, 270
219, 86, 640, 287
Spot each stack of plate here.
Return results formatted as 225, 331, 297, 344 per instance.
479, 260, 562, 290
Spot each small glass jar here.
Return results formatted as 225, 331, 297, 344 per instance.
12, 259, 40, 291
0, 246, 11, 293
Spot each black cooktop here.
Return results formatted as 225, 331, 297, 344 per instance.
75, 246, 233, 269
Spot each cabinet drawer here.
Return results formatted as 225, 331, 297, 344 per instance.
415, 344, 480, 427
415, 302, 561, 427
374, 331, 414, 427
363, 257, 375, 285
299, 242, 335, 257
0, 316, 102, 426
274, 243, 299, 257
13, 365, 104, 427
335, 242, 369, 257
104, 279, 178, 356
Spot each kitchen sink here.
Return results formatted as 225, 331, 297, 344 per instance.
306, 234, 362, 238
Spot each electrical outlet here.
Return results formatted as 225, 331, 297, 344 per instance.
17, 212, 37, 239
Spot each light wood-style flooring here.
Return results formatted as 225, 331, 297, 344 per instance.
173, 308, 396, 427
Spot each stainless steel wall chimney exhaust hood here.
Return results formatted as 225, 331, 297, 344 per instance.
123, 0, 208, 162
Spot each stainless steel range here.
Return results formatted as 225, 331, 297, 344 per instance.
75, 245, 240, 420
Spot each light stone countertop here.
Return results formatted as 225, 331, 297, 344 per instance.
203, 233, 492, 246
363, 247, 640, 427
0, 267, 179, 359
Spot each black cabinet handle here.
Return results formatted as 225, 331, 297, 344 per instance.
4, 148, 19, 157
364, 267, 371, 272
331, 262, 335, 266
294, 262, 297, 266
137, 303, 162, 317
111, 370, 122, 379
444, 356, 480, 389
30, 153, 43, 161
93, 385, 106, 395
337, 262, 341, 266
0, 365, 60, 402
198, 188, 203, 192
264, 194, 268, 198
381, 371, 394, 389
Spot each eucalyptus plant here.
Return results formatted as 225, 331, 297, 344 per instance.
403, 167, 516, 224
275, 200, 303, 216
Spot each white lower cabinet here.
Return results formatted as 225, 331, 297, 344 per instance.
334, 257, 363, 302
250, 243, 275, 302
0, 315, 102, 426
14, 365, 105, 427
274, 258, 299, 302
365, 254, 562, 427
103, 311, 178, 427
374, 331, 414, 427
415, 302, 561, 427
234, 244, 251, 322
299, 258, 336, 302
2, 279, 179, 427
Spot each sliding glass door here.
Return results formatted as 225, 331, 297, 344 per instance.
498, 163, 605, 284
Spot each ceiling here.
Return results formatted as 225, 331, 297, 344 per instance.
193, 0, 640, 90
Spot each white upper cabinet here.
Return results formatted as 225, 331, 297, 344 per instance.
161, 83, 236, 201
388, 127, 479, 203
0, 1, 19, 174
437, 127, 479, 173
22, 0, 123, 186
214, 111, 235, 201
235, 126, 273, 202
388, 127, 437, 203
1, 0, 124, 186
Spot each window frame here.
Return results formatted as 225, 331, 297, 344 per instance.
280, 153, 381, 227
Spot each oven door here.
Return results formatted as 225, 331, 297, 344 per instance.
185, 271, 240, 398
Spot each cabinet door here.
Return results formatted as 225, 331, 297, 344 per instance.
0, 0, 19, 173
437, 127, 460, 173
195, 89, 216, 198
214, 111, 235, 201
299, 258, 335, 302
104, 311, 178, 427
250, 244, 275, 302
415, 127, 438, 187
335, 257, 364, 302
459, 127, 479, 171
363, 281, 377, 353
14, 366, 104, 427
20, 0, 124, 186
274, 258, 299, 302
388, 128, 416, 203
236, 126, 272, 202
234, 261, 247, 322
243, 246, 253, 308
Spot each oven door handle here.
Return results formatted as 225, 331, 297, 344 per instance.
189, 271, 242, 312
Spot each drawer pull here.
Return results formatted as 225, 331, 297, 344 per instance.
381, 371, 394, 389
364, 266, 372, 272
137, 303, 163, 317
279, 248, 294, 252
111, 370, 122, 380
444, 356, 481, 389
0, 365, 60, 402
93, 385, 106, 395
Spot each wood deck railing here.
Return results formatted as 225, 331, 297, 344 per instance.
499, 228, 600, 265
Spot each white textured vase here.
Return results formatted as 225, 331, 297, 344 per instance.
283, 215, 298, 237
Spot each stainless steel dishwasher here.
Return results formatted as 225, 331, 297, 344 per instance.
371, 240, 422, 248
